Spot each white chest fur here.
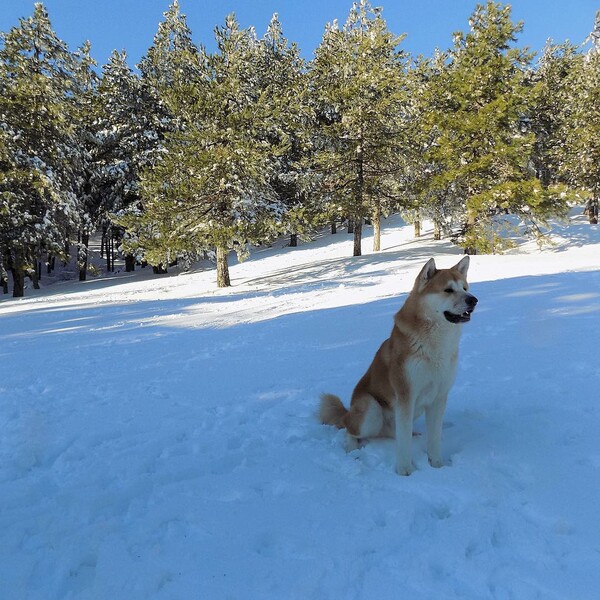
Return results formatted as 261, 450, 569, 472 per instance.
406, 324, 462, 413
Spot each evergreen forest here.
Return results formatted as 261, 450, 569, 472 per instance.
1, 0, 599, 296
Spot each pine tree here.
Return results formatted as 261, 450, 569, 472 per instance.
69, 40, 99, 281
0, 3, 84, 296
135, 14, 285, 287
529, 41, 581, 191
138, 0, 200, 93
137, 0, 200, 153
310, 0, 409, 256
426, 2, 569, 253
0, 116, 12, 293
116, 1, 202, 274
400, 52, 458, 241
255, 14, 319, 248
92, 49, 167, 274
556, 12, 600, 223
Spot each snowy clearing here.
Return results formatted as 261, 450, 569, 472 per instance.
1, 214, 600, 599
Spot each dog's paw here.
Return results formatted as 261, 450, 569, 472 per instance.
344, 434, 359, 452
428, 456, 452, 468
395, 462, 415, 476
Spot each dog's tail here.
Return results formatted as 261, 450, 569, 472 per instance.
319, 393, 348, 429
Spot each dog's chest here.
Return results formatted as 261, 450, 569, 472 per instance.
405, 332, 460, 403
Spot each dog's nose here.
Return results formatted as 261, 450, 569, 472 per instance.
467, 294, 478, 308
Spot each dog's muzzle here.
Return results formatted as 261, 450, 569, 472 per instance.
444, 294, 478, 324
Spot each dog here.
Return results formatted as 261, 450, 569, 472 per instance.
319, 256, 477, 475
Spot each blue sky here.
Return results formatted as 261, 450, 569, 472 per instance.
1, 1, 598, 68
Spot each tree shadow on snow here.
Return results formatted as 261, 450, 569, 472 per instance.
1, 268, 599, 390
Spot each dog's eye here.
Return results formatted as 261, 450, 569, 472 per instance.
444, 288, 453, 294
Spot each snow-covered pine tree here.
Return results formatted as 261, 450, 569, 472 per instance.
310, 0, 409, 256
117, 0, 201, 274
556, 11, 600, 224
0, 119, 12, 294
68, 40, 99, 281
0, 3, 85, 296
92, 49, 166, 274
138, 0, 200, 94
424, 1, 570, 254
529, 41, 582, 192
137, 14, 285, 287
399, 51, 461, 242
589, 10, 600, 53
255, 14, 320, 248
137, 0, 200, 156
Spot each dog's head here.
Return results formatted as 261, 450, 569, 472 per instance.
413, 256, 478, 324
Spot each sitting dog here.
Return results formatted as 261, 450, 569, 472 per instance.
320, 256, 477, 475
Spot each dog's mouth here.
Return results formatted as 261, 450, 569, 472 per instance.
444, 309, 474, 324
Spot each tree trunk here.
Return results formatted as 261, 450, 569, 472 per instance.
10, 264, 25, 298
79, 232, 90, 281
125, 254, 135, 272
588, 199, 599, 224
347, 219, 354, 234
464, 210, 478, 255
433, 221, 442, 241
1, 275, 8, 294
106, 235, 112, 272
216, 246, 231, 288
289, 233, 297, 247
331, 221, 337, 234
414, 220, 422, 238
353, 218, 362, 257
353, 137, 364, 257
100, 225, 107, 258
31, 263, 40, 289
63, 240, 70, 266
372, 205, 381, 252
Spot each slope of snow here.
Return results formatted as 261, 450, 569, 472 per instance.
1, 213, 600, 599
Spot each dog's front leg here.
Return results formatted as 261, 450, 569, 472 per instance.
394, 402, 415, 476
425, 395, 447, 468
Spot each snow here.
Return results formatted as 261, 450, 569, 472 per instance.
1, 212, 600, 599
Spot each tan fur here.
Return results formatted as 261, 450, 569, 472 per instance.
318, 393, 347, 428
319, 256, 477, 475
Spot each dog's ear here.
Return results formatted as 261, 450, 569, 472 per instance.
417, 258, 437, 286
454, 255, 470, 276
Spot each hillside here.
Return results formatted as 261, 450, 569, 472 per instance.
1, 213, 600, 599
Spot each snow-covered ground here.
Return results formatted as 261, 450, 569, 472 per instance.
1, 213, 600, 599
